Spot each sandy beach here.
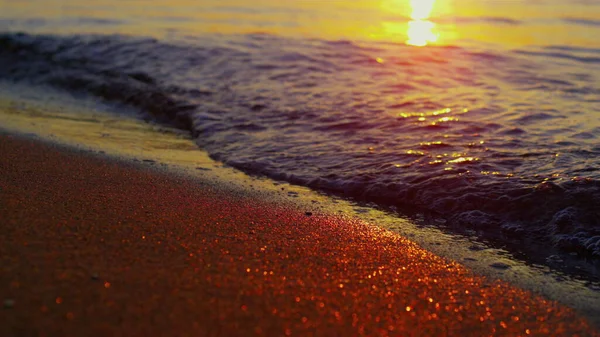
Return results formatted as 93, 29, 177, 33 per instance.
0, 133, 597, 336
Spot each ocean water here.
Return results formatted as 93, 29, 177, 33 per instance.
1, 0, 600, 259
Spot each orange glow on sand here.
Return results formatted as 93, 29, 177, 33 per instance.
407, 0, 438, 46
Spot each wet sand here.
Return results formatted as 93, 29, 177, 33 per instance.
0, 133, 597, 336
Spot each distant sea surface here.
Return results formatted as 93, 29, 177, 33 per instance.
1, 0, 600, 259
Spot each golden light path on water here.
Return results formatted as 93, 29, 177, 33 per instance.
4, 0, 600, 47
406, 0, 438, 46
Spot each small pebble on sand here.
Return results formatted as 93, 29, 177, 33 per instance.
490, 262, 511, 270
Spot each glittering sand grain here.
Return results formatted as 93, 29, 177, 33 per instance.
0, 134, 597, 336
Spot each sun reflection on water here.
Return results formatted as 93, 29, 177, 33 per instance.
395, 105, 485, 169
406, 0, 438, 46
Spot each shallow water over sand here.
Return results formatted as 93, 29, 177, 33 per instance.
1, 0, 600, 259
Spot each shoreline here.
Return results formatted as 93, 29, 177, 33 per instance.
2, 81, 599, 288
1, 84, 600, 308
0, 132, 598, 335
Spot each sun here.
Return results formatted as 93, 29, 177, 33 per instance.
410, 0, 436, 20
406, 0, 438, 46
